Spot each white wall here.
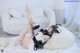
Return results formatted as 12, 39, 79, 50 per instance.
53, 0, 66, 10
0, 0, 27, 28
0, 0, 54, 16
0, 0, 27, 16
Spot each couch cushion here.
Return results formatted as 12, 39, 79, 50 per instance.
9, 8, 24, 18
9, 17, 28, 32
9, 16, 48, 33
44, 26, 75, 50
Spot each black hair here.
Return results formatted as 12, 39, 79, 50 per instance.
33, 36, 45, 50
50, 25, 60, 34
33, 25, 60, 50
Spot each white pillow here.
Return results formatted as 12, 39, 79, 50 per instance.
9, 8, 23, 18
44, 26, 75, 50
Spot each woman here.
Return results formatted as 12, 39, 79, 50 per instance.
13, 3, 57, 49
33, 25, 60, 50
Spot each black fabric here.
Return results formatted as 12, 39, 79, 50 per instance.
32, 25, 60, 50
33, 25, 40, 30
33, 36, 45, 50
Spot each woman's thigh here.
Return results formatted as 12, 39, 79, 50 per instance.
22, 34, 32, 49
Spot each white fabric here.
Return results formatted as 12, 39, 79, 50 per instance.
44, 26, 75, 50
5, 47, 80, 53
35, 32, 44, 41
43, 8, 56, 27
4, 36, 79, 53
8, 17, 28, 34
9, 8, 23, 18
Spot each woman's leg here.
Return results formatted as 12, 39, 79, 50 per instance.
22, 34, 32, 49
22, 23, 33, 49
19, 23, 31, 41
13, 2, 34, 46
13, 23, 32, 46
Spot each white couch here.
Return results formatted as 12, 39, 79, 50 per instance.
1, 8, 56, 34
1, 0, 65, 35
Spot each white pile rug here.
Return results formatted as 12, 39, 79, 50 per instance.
4, 37, 80, 53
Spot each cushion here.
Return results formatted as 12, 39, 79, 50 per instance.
9, 8, 24, 18
9, 17, 28, 34
44, 26, 75, 50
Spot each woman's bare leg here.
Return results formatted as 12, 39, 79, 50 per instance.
13, 2, 34, 46
22, 23, 33, 49
19, 23, 32, 40
22, 34, 32, 49
13, 23, 32, 46
19, 2, 34, 40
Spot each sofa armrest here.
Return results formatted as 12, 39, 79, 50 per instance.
1, 12, 11, 31
44, 8, 56, 27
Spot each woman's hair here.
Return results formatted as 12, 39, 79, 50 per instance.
49, 25, 59, 37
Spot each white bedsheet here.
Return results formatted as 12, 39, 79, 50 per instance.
4, 37, 80, 53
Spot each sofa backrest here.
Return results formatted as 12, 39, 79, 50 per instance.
26, 0, 54, 9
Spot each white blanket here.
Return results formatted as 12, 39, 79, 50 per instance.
4, 37, 80, 53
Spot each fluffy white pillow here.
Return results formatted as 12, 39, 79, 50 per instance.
9, 8, 23, 18
44, 26, 75, 50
